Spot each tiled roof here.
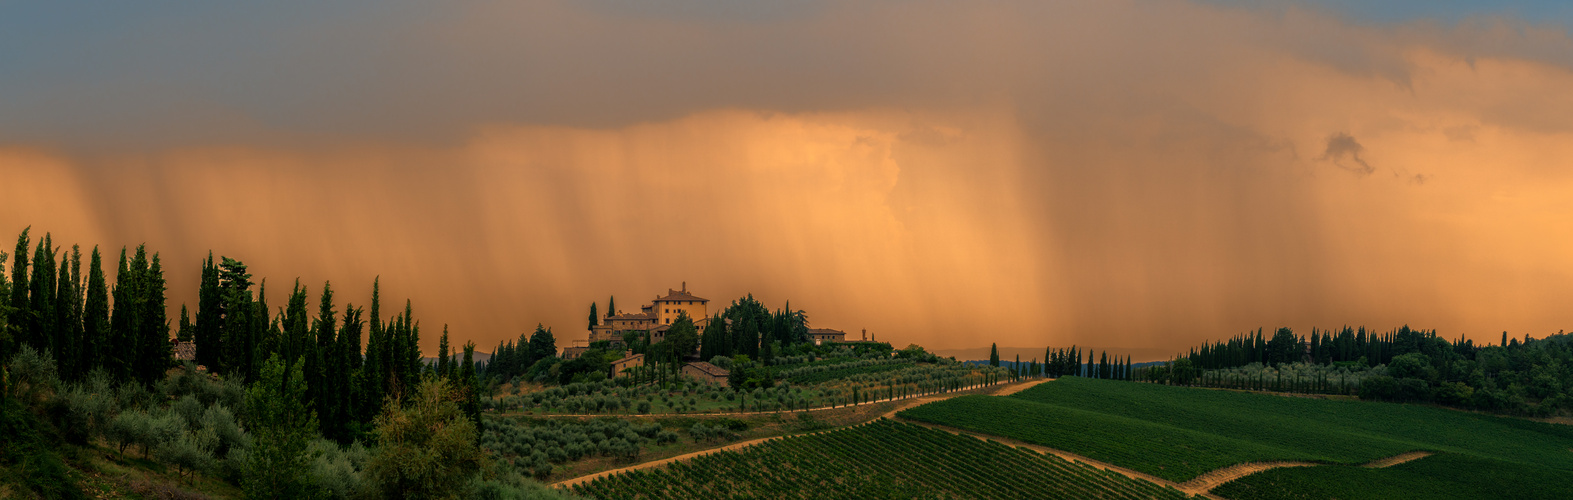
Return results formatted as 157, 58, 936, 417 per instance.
655, 289, 708, 303
685, 361, 728, 377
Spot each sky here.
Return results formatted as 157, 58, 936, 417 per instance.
3, 0, 1572, 357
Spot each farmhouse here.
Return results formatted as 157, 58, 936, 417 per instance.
808, 328, 846, 344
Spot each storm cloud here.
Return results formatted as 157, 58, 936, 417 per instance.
3, 0, 1573, 354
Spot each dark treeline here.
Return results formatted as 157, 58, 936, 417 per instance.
1172, 325, 1573, 416
0, 227, 482, 444
1181, 326, 1469, 370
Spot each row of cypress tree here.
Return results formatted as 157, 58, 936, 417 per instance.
988, 342, 1133, 381
2, 228, 170, 387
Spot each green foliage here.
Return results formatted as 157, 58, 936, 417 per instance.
244, 354, 319, 499
366, 376, 490, 499
0, 397, 85, 500
1214, 453, 1573, 500
482, 416, 666, 479
900, 377, 1573, 484
572, 419, 1187, 500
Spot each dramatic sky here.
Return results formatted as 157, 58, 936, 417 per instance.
4, 0, 1572, 356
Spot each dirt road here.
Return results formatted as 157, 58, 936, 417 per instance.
554, 378, 1048, 489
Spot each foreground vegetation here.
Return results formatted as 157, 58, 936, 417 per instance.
899, 377, 1573, 488
570, 419, 1188, 499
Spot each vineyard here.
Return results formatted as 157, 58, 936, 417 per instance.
491, 358, 1009, 415
898, 377, 1573, 484
1213, 453, 1573, 500
569, 419, 1189, 499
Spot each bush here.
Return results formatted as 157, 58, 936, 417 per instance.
107, 409, 153, 456
309, 439, 367, 499
8, 345, 60, 406
201, 404, 249, 457
366, 377, 490, 499
155, 428, 215, 477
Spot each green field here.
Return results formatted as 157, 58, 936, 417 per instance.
1213, 453, 1573, 500
570, 419, 1189, 499
898, 378, 1573, 484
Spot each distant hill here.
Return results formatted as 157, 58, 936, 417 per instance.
933, 346, 1177, 363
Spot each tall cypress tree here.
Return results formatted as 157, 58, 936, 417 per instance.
252, 280, 272, 376
55, 249, 81, 379
220, 258, 255, 380
989, 343, 1000, 367
281, 280, 310, 372
107, 248, 133, 381
82, 247, 108, 373
7, 228, 28, 330
528, 324, 556, 363
194, 252, 223, 370
360, 278, 385, 423
29, 234, 56, 355
176, 305, 193, 342
588, 303, 598, 331
134, 251, 170, 386
436, 326, 451, 379
308, 281, 336, 433
336, 304, 363, 441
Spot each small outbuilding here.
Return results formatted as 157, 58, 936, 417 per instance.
611, 351, 644, 377
682, 361, 729, 385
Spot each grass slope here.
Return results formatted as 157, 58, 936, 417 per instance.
899, 378, 1573, 483
1213, 453, 1573, 500
570, 419, 1188, 500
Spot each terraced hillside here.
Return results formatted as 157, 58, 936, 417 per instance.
898, 377, 1573, 495
569, 419, 1189, 499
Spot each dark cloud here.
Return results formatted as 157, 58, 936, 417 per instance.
1321, 132, 1375, 175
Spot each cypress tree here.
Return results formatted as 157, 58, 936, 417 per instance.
1014, 354, 1021, 379
254, 280, 273, 368
607, 295, 615, 317
194, 253, 223, 370
437, 326, 451, 379
336, 304, 363, 440
360, 279, 385, 423
107, 248, 133, 381
529, 324, 556, 363
82, 247, 108, 373
0, 247, 8, 364
176, 305, 192, 342
7, 228, 27, 328
460, 341, 481, 433
29, 234, 56, 354
220, 258, 255, 379
308, 281, 336, 431
989, 343, 1000, 367
402, 300, 421, 396
133, 250, 171, 386
588, 302, 598, 331
51, 250, 73, 377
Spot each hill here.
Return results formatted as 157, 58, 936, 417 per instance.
899, 377, 1573, 498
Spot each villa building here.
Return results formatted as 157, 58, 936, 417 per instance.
590, 283, 711, 346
